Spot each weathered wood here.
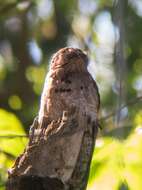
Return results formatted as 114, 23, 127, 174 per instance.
6, 47, 100, 190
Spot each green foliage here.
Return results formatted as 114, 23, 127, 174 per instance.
0, 109, 28, 187
0, 0, 142, 189
0, 109, 28, 156
87, 129, 142, 190
25, 65, 47, 95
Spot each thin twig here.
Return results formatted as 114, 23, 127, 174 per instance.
0, 95, 142, 139
100, 95, 142, 121
0, 135, 28, 138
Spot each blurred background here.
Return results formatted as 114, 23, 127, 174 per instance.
0, 0, 142, 189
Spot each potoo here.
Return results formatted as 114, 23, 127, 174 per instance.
7, 47, 100, 190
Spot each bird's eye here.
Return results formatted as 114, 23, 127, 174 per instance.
61, 76, 72, 84
55, 88, 72, 93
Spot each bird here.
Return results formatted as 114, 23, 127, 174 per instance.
7, 47, 100, 190
38, 47, 100, 124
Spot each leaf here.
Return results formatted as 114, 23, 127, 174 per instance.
0, 109, 28, 157
87, 138, 122, 190
0, 152, 13, 182
87, 129, 142, 190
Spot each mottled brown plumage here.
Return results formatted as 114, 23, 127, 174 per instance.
7, 47, 100, 190
39, 47, 99, 123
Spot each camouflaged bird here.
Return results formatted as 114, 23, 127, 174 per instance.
7, 47, 100, 190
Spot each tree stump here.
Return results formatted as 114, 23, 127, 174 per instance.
6, 47, 100, 190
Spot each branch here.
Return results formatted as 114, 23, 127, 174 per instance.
100, 95, 142, 121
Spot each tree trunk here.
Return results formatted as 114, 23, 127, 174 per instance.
113, 0, 127, 127
6, 47, 100, 190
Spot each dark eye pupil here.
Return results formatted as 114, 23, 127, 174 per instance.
55, 88, 71, 93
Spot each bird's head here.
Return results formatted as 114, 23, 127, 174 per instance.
50, 47, 88, 74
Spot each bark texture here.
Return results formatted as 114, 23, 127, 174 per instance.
6, 47, 100, 190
